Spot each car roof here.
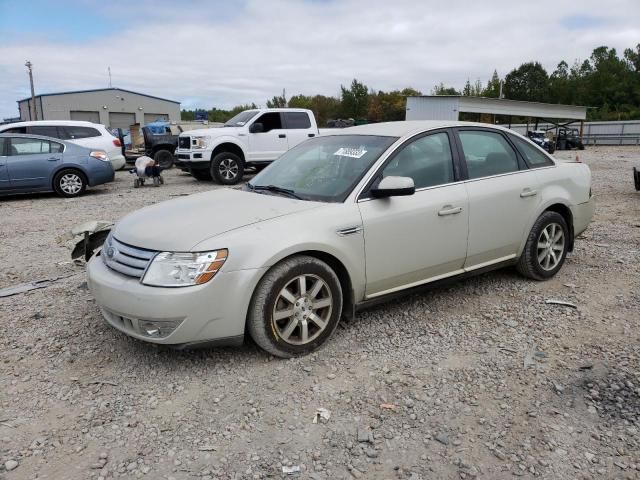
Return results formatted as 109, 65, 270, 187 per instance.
325, 120, 517, 139
0, 132, 73, 144
0, 120, 105, 128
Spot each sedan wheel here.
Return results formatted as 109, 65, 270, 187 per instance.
517, 211, 569, 280
248, 256, 343, 358
54, 169, 87, 198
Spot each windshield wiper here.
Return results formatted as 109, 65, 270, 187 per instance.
250, 184, 304, 200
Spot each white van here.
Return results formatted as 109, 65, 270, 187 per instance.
0, 120, 126, 170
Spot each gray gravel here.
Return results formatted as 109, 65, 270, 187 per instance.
1, 147, 639, 480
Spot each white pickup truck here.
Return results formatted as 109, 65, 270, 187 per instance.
175, 108, 319, 184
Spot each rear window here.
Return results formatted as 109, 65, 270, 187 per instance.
510, 135, 554, 167
2, 127, 27, 134
62, 126, 101, 139
284, 112, 311, 129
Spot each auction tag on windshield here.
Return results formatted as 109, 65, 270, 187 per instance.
334, 147, 367, 159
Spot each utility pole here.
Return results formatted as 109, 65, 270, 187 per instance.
25, 60, 37, 120
108, 66, 112, 88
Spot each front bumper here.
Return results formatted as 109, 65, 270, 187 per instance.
175, 149, 210, 169
87, 253, 266, 346
571, 196, 595, 237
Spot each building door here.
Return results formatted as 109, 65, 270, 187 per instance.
108, 112, 136, 131
70, 111, 100, 123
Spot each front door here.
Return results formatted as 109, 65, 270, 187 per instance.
455, 128, 542, 267
0, 138, 10, 190
247, 112, 288, 162
358, 131, 469, 297
7, 137, 63, 189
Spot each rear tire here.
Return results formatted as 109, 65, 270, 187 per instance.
53, 169, 87, 198
211, 152, 244, 185
633, 167, 640, 191
517, 211, 569, 280
247, 256, 343, 358
190, 169, 212, 181
154, 149, 174, 169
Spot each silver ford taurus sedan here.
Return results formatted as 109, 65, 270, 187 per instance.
87, 121, 594, 357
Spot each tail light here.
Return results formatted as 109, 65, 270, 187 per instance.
90, 151, 110, 162
113, 138, 122, 147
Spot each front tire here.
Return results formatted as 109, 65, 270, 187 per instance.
154, 149, 174, 169
211, 152, 244, 185
517, 211, 569, 280
53, 169, 87, 197
247, 256, 343, 358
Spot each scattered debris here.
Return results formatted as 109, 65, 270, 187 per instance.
313, 407, 331, 424
594, 243, 611, 248
4, 460, 18, 471
197, 445, 218, 452
0, 275, 73, 298
380, 403, 398, 410
579, 364, 594, 370
434, 433, 449, 445
86, 380, 118, 387
282, 465, 300, 475
545, 299, 577, 309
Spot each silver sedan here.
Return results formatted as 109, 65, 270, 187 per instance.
87, 121, 594, 357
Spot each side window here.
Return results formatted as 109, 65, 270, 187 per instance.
382, 132, 455, 189
2, 127, 27, 134
284, 112, 311, 129
29, 126, 61, 138
63, 126, 101, 139
50, 141, 64, 153
510, 135, 554, 167
458, 130, 520, 179
9, 138, 52, 155
253, 113, 282, 133
0, 138, 5, 155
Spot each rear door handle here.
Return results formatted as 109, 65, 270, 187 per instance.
48, 157, 60, 161
438, 205, 463, 216
279, 134, 286, 138
520, 188, 538, 198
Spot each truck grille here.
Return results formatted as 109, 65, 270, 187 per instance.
178, 136, 190, 149
102, 235, 157, 279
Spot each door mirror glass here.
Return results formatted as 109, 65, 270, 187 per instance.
249, 122, 264, 134
371, 176, 415, 198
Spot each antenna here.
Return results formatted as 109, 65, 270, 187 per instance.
108, 66, 112, 88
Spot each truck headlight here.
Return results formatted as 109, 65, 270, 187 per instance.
192, 136, 209, 149
142, 249, 228, 287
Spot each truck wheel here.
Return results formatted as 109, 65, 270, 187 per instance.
211, 152, 244, 185
154, 149, 174, 169
190, 169, 212, 181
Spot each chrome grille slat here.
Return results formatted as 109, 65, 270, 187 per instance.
102, 236, 157, 279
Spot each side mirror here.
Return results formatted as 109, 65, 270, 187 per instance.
371, 176, 415, 198
249, 122, 264, 134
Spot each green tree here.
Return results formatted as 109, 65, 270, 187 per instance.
432, 83, 460, 95
340, 79, 369, 119
483, 70, 501, 97
503, 62, 549, 101
266, 95, 287, 108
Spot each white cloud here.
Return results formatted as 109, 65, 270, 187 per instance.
1, 0, 639, 118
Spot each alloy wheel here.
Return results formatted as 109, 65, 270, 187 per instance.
218, 158, 239, 181
60, 173, 83, 195
537, 222, 565, 271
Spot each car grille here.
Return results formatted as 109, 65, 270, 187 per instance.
178, 136, 190, 149
102, 235, 157, 279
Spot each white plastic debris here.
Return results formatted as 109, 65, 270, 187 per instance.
545, 299, 577, 308
313, 407, 331, 424
282, 465, 300, 475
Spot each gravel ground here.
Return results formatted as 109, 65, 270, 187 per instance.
1, 147, 639, 480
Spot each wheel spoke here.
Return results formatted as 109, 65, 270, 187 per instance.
298, 276, 307, 296
309, 279, 323, 299
300, 319, 309, 343
279, 288, 297, 304
544, 252, 552, 269
549, 249, 558, 265
537, 241, 547, 249
553, 231, 563, 243
280, 318, 298, 340
273, 308, 294, 321
538, 250, 548, 264
308, 312, 326, 329
312, 298, 332, 310
552, 244, 564, 252
541, 229, 550, 242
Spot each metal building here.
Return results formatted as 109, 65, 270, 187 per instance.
406, 95, 586, 124
17, 88, 181, 129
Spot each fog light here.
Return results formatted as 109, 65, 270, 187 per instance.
138, 319, 182, 338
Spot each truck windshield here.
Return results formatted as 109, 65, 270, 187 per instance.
247, 135, 398, 203
224, 110, 259, 127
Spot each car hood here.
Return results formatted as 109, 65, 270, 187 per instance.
181, 126, 240, 137
113, 189, 321, 251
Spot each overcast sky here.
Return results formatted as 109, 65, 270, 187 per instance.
0, 0, 639, 119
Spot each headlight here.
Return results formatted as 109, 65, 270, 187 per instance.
142, 249, 228, 287
90, 151, 110, 162
192, 136, 209, 149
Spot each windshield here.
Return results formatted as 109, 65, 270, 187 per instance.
248, 135, 398, 203
224, 110, 259, 127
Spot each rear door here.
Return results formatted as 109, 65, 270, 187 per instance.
282, 112, 316, 148
454, 128, 541, 268
247, 112, 288, 161
0, 138, 10, 190
7, 137, 63, 189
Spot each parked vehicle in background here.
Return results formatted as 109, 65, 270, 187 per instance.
87, 121, 594, 358
0, 120, 126, 170
175, 108, 319, 184
527, 130, 555, 153
0, 134, 114, 197
556, 128, 585, 150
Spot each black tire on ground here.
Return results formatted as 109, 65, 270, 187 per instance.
153, 149, 174, 169
634, 167, 640, 191
516, 211, 569, 280
247, 255, 343, 358
190, 169, 212, 181
53, 169, 87, 198
211, 152, 244, 185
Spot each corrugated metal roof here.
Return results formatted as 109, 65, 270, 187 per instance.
406, 96, 586, 120
17, 88, 180, 105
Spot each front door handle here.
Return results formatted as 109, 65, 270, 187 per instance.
438, 205, 463, 216
48, 157, 60, 162
520, 188, 538, 198
278, 134, 287, 138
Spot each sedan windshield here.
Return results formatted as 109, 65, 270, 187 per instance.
224, 110, 259, 127
248, 135, 398, 202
